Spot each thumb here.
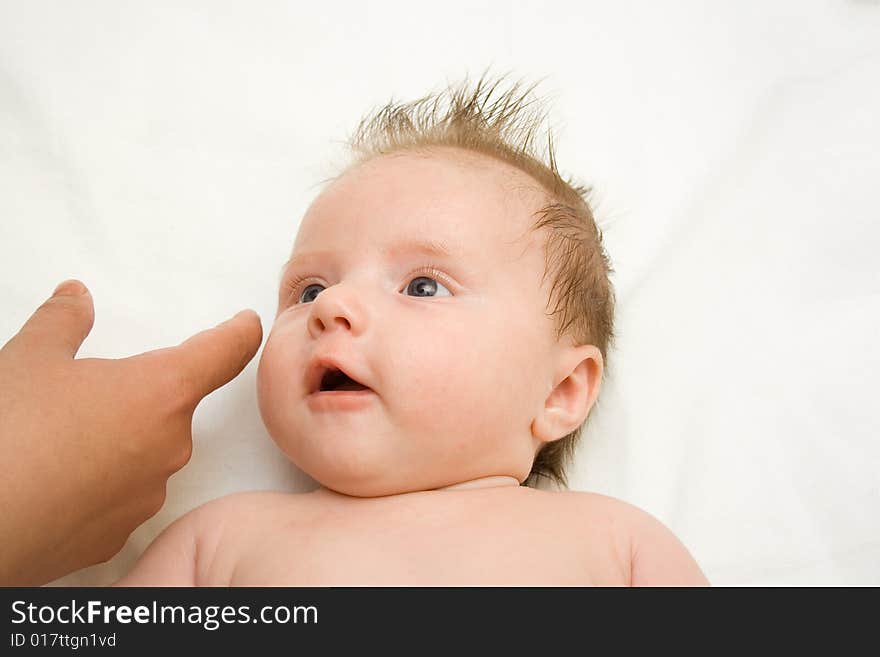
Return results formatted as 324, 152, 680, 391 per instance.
9, 279, 95, 359
168, 309, 263, 406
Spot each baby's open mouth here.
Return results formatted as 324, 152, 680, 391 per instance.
319, 368, 370, 392
305, 356, 375, 396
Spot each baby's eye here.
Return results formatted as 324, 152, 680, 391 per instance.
299, 284, 324, 304
404, 275, 452, 298
296, 273, 452, 304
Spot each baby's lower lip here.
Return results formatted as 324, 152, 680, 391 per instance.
307, 389, 376, 411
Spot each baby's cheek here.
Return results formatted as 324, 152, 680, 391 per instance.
256, 337, 298, 440
256, 336, 279, 402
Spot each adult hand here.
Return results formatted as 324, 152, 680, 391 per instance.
0, 280, 262, 585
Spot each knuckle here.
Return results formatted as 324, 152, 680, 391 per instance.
169, 440, 193, 472
146, 487, 168, 517
127, 350, 189, 410
160, 365, 195, 411
98, 533, 130, 564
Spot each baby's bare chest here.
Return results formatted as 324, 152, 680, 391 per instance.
218, 492, 630, 586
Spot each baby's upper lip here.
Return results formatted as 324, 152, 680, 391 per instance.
305, 354, 373, 395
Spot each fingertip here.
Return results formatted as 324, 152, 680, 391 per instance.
234, 308, 260, 322
240, 309, 264, 345
218, 308, 263, 356
233, 309, 263, 343
217, 308, 260, 328
52, 279, 89, 297
175, 308, 264, 401
16, 279, 95, 358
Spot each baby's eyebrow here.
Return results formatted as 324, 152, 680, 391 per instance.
278, 238, 456, 281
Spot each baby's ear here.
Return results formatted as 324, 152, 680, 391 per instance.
531, 344, 603, 445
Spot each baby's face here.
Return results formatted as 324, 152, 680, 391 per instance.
257, 147, 561, 496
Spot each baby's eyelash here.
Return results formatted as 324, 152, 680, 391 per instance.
407, 265, 454, 291
283, 273, 312, 298
283, 265, 454, 302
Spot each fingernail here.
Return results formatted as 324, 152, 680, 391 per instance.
53, 279, 87, 296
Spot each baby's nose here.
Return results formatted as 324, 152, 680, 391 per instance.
313, 314, 352, 333
307, 285, 363, 338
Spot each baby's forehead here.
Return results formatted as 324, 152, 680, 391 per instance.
302, 148, 549, 243
348, 147, 548, 201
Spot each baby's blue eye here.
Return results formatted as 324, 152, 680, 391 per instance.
405, 276, 451, 298
300, 284, 323, 304
298, 275, 451, 304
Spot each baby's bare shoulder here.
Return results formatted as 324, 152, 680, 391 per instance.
188, 489, 306, 534
546, 489, 644, 527
114, 491, 299, 586
193, 489, 296, 515
516, 489, 639, 546
182, 490, 308, 585
550, 491, 709, 586
550, 490, 684, 541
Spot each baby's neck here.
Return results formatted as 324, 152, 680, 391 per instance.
312, 475, 521, 499
433, 476, 520, 491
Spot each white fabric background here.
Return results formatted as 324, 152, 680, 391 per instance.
0, 0, 877, 586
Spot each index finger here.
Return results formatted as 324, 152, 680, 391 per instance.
165, 309, 263, 405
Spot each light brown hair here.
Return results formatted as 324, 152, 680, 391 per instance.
336, 71, 616, 488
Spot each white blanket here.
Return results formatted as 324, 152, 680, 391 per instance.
0, 0, 876, 586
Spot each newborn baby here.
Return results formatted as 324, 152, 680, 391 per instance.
116, 76, 708, 586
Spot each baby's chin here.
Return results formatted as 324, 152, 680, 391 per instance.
296, 457, 479, 498
262, 422, 444, 497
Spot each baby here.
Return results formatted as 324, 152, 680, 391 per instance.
115, 75, 709, 586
